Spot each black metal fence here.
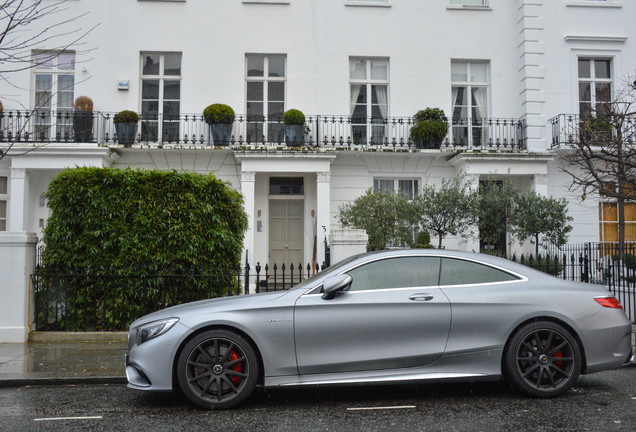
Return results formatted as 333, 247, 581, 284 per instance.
32, 261, 325, 332
511, 243, 636, 323
2, 109, 526, 152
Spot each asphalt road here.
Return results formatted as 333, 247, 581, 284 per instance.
1, 367, 635, 432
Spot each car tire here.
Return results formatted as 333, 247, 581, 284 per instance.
176, 329, 259, 409
503, 321, 581, 398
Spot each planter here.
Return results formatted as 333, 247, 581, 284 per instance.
73, 111, 94, 142
413, 138, 442, 150
209, 123, 233, 146
284, 124, 305, 146
115, 123, 138, 147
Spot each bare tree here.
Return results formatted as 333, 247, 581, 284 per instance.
0, 0, 97, 159
560, 78, 636, 250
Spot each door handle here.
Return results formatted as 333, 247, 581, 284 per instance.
409, 293, 434, 301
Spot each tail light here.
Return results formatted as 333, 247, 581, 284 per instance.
594, 296, 624, 309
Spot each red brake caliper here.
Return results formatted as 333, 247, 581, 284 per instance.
230, 350, 243, 386
554, 351, 563, 366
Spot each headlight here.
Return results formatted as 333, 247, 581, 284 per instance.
136, 318, 179, 346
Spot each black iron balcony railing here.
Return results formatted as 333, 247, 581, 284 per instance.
550, 113, 636, 148
0, 110, 526, 152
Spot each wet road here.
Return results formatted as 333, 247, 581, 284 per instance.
1, 367, 635, 432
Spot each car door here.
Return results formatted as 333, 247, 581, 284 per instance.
293, 256, 451, 375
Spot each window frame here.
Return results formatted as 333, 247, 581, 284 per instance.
245, 53, 287, 143
349, 57, 390, 145
31, 51, 76, 141
373, 178, 419, 200
345, 0, 391, 7
451, 60, 490, 147
599, 201, 636, 243
577, 57, 612, 119
139, 52, 182, 143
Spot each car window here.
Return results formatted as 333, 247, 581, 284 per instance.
346, 257, 441, 292
439, 258, 519, 286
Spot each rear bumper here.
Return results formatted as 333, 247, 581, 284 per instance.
577, 309, 632, 374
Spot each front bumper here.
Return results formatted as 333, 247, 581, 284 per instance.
125, 321, 191, 391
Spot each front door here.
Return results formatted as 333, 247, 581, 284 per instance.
269, 200, 304, 267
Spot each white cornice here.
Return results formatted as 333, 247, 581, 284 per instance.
564, 35, 627, 44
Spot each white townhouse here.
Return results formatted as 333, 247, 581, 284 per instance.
0, 0, 634, 309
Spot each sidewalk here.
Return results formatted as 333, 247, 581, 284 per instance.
0, 332, 127, 387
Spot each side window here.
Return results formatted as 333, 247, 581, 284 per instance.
440, 258, 518, 286
346, 257, 440, 292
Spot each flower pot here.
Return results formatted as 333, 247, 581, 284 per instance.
209, 123, 233, 146
413, 138, 442, 150
284, 124, 305, 146
73, 111, 94, 142
115, 123, 138, 147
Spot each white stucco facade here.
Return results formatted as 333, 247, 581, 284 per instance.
0, 0, 634, 272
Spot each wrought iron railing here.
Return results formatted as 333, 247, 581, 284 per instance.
550, 113, 636, 148
1, 110, 526, 152
31, 261, 325, 331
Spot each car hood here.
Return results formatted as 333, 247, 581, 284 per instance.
129, 290, 289, 328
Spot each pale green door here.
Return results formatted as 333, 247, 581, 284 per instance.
269, 200, 304, 267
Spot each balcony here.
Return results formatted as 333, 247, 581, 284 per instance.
550, 113, 636, 148
0, 110, 526, 153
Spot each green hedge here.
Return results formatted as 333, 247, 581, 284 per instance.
40, 168, 247, 329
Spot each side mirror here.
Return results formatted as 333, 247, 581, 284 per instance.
321, 274, 352, 300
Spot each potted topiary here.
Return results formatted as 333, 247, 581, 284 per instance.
410, 107, 448, 149
580, 116, 612, 143
203, 103, 235, 146
283, 108, 305, 146
73, 96, 94, 142
113, 110, 139, 147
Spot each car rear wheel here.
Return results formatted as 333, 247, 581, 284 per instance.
176, 329, 258, 409
503, 321, 581, 397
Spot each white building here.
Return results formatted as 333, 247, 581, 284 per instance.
0, 0, 635, 340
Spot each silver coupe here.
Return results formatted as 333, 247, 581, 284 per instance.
125, 249, 633, 409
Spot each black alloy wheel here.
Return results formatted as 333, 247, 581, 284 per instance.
177, 329, 258, 409
504, 321, 581, 397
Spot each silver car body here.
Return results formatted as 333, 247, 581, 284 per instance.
126, 250, 632, 392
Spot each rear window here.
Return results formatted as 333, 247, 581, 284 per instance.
440, 258, 519, 286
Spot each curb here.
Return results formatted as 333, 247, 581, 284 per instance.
28, 331, 128, 343
0, 376, 127, 389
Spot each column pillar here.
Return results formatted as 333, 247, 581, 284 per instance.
240, 171, 256, 270
518, 0, 546, 152
465, 174, 481, 252
0, 232, 38, 342
316, 172, 331, 267
8, 168, 27, 232
532, 174, 548, 196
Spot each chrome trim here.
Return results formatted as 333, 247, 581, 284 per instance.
300, 252, 528, 297
279, 372, 488, 387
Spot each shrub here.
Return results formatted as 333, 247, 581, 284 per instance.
583, 116, 612, 133
203, 104, 235, 124
612, 253, 636, 269
73, 96, 93, 111
414, 108, 447, 124
41, 168, 248, 330
113, 110, 139, 124
412, 230, 433, 248
410, 108, 448, 145
283, 109, 305, 125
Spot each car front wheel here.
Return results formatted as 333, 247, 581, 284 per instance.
504, 321, 581, 397
176, 329, 258, 409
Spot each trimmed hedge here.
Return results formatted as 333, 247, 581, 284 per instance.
40, 168, 248, 329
